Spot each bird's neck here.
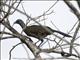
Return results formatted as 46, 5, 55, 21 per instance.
19, 21, 25, 28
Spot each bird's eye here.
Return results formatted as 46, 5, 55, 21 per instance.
41, 32, 44, 35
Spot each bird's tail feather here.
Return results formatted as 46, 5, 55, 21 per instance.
52, 30, 72, 37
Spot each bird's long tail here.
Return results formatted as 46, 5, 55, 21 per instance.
51, 29, 72, 37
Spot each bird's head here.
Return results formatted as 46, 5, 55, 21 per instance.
14, 19, 23, 24
14, 19, 25, 28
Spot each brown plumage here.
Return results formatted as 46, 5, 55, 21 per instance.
14, 19, 72, 46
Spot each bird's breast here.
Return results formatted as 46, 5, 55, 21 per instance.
23, 27, 51, 38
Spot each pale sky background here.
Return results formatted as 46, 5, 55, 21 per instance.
1, 1, 80, 60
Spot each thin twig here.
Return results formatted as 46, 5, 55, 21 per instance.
9, 43, 22, 60
64, 1, 80, 55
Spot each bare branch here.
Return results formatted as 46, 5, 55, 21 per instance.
64, 1, 80, 55
9, 43, 22, 60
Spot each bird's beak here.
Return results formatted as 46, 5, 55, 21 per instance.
13, 21, 16, 24
12, 21, 17, 27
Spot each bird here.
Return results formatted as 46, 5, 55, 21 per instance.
14, 19, 72, 47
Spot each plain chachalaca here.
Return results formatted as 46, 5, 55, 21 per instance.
14, 19, 72, 46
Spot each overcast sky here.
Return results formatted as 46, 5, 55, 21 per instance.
1, 1, 80, 60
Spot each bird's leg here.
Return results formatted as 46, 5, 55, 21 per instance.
34, 39, 43, 47
38, 39, 43, 47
